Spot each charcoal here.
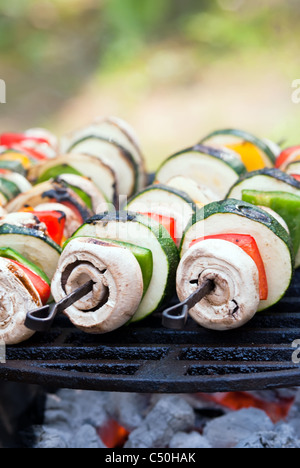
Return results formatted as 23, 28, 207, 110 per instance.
34, 426, 69, 449
235, 424, 300, 449
124, 395, 195, 448
71, 424, 106, 449
169, 431, 212, 449
33, 389, 109, 448
106, 393, 150, 431
203, 408, 274, 448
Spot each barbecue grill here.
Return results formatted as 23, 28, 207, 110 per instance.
0, 267, 299, 394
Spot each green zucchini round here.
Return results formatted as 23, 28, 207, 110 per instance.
72, 211, 179, 322
200, 128, 276, 168
0, 224, 61, 279
126, 184, 197, 246
226, 168, 300, 200
180, 199, 294, 311
155, 144, 246, 199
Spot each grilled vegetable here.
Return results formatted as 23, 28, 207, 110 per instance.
72, 211, 179, 322
51, 237, 144, 333
226, 168, 300, 200
32, 202, 83, 239
36, 163, 82, 182
61, 116, 146, 190
0, 247, 50, 286
276, 146, 300, 170
0, 148, 35, 169
0, 257, 42, 345
10, 259, 51, 305
155, 145, 246, 199
27, 153, 118, 205
286, 161, 300, 178
0, 170, 32, 193
66, 136, 139, 197
126, 184, 197, 246
177, 238, 260, 330
165, 176, 219, 207
0, 177, 21, 202
190, 233, 268, 300
55, 174, 109, 214
181, 199, 293, 313
0, 223, 61, 279
200, 129, 276, 171
0, 212, 50, 235
20, 209, 66, 246
0, 160, 27, 176
6, 179, 93, 225
242, 190, 300, 267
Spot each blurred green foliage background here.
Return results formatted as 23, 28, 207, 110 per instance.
0, 0, 299, 169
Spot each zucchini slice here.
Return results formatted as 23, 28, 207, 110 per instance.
200, 129, 276, 171
0, 170, 32, 193
242, 189, 300, 268
27, 153, 118, 206
67, 136, 139, 197
55, 174, 109, 214
155, 144, 246, 199
61, 116, 146, 191
0, 247, 50, 285
0, 223, 61, 279
226, 168, 300, 200
180, 199, 294, 311
165, 175, 219, 206
0, 160, 27, 176
286, 161, 300, 176
73, 211, 179, 322
0, 177, 21, 202
6, 179, 93, 223
126, 184, 197, 246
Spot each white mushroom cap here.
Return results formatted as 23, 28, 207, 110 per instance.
0, 257, 42, 344
51, 237, 144, 334
176, 239, 260, 330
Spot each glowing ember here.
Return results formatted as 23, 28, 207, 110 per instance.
97, 419, 130, 448
198, 392, 296, 423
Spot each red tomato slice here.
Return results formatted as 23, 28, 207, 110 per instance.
139, 212, 176, 243
190, 233, 268, 301
290, 174, 300, 182
275, 146, 300, 168
10, 259, 51, 305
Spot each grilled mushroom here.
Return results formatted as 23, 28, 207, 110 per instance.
51, 237, 144, 334
176, 239, 260, 330
0, 257, 42, 344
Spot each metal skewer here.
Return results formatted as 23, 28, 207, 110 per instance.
25, 280, 95, 332
162, 279, 214, 330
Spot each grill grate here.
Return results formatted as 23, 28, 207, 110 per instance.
1, 270, 300, 393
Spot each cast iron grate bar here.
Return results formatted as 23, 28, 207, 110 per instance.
0, 271, 300, 393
